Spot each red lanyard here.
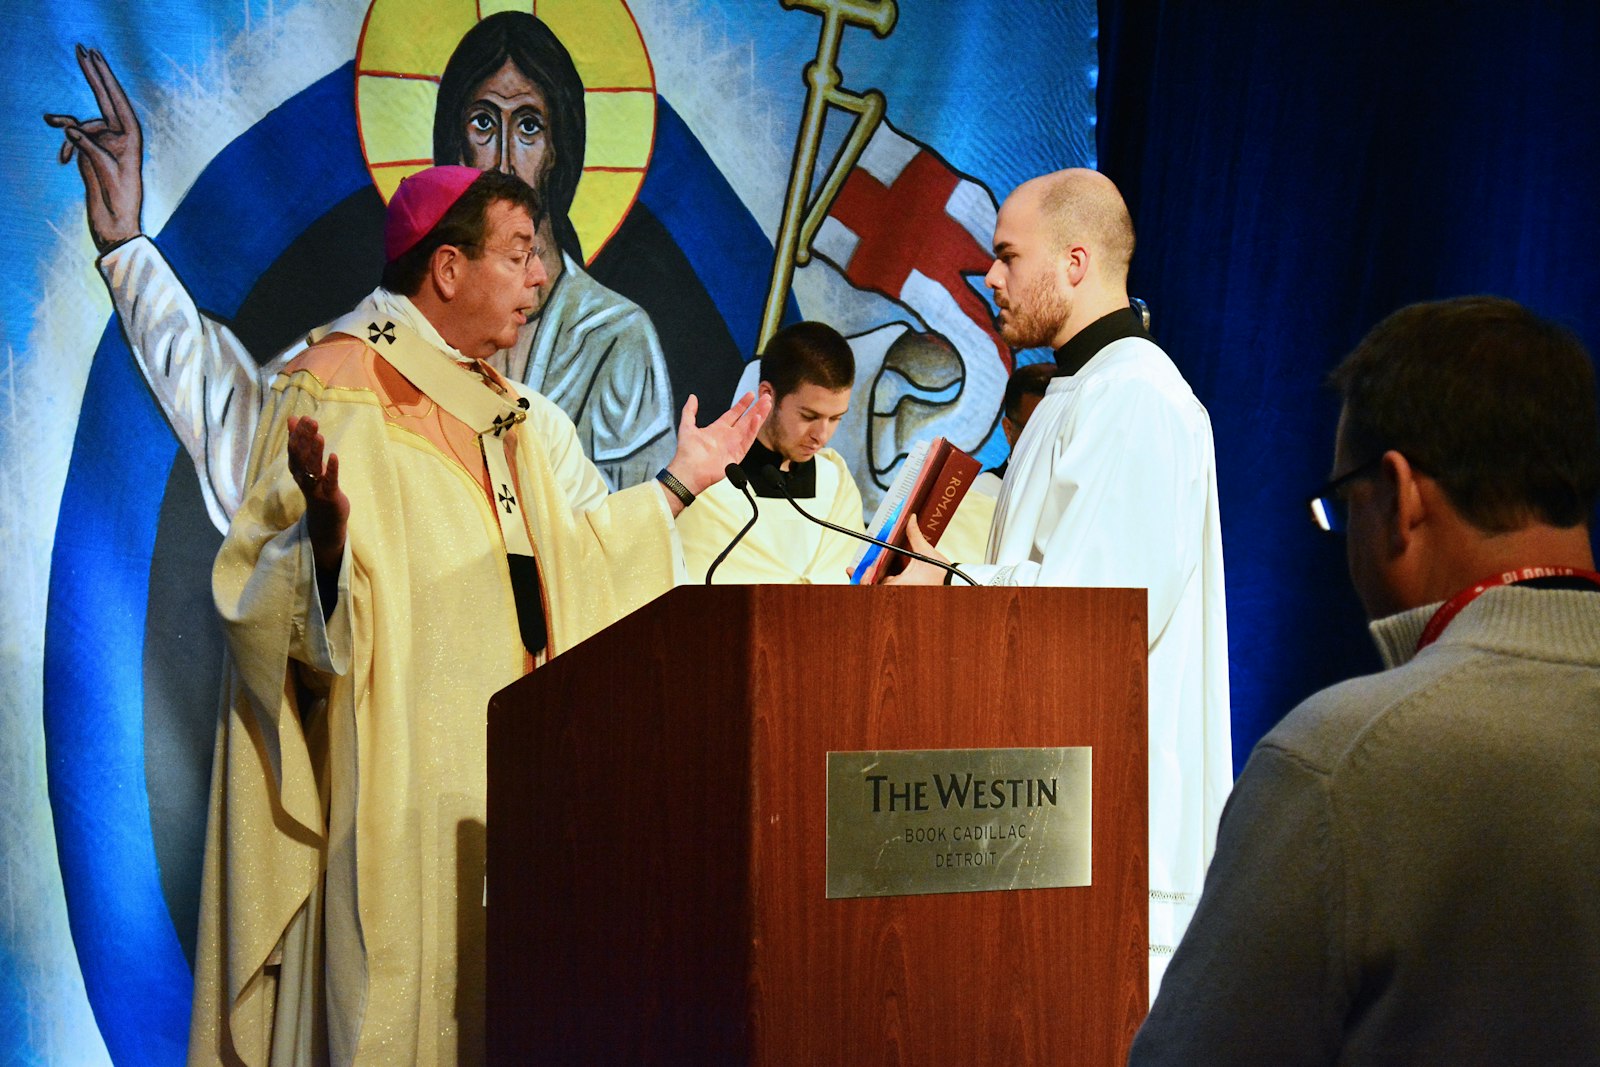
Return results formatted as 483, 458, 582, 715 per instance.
1416, 565, 1600, 652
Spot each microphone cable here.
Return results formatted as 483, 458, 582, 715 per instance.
704, 462, 759, 584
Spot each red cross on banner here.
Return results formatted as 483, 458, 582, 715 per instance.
825, 148, 1009, 367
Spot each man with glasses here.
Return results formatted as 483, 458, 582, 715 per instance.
1132, 295, 1600, 1065
192, 166, 768, 1065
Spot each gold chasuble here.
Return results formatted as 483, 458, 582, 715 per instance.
190, 303, 677, 1066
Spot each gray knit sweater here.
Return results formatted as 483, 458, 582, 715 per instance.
1130, 585, 1600, 1066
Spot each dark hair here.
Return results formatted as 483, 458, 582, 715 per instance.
1004, 362, 1056, 420
759, 321, 855, 399
380, 170, 541, 296
432, 12, 587, 263
1330, 295, 1600, 532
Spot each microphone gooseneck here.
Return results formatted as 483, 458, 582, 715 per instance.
705, 461, 758, 584
758, 465, 976, 586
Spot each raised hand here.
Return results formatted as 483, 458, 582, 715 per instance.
286, 416, 350, 573
43, 45, 143, 252
664, 392, 773, 502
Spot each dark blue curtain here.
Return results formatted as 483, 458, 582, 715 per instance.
1097, 2, 1600, 765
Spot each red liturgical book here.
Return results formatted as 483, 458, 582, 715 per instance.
850, 437, 981, 584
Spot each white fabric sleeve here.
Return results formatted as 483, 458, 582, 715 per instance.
211, 379, 341, 843
512, 383, 611, 512
513, 380, 687, 582
646, 479, 689, 586
968, 378, 1205, 639
216, 477, 352, 694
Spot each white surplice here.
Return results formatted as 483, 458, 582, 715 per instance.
957, 333, 1232, 999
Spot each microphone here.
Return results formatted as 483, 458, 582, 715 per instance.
758, 465, 976, 586
705, 462, 758, 584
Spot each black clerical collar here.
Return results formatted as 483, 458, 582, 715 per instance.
739, 438, 818, 498
1053, 307, 1152, 377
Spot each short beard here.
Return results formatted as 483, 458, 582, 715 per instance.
999, 273, 1072, 349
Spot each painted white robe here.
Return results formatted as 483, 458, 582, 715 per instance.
509, 250, 675, 489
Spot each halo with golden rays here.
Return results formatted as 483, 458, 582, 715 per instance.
354, 0, 656, 264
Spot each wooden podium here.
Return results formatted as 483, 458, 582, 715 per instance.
486, 585, 1147, 1064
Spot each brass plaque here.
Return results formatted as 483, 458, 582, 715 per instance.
825, 747, 1091, 899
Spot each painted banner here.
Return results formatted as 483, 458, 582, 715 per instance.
0, 1, 1094, 1061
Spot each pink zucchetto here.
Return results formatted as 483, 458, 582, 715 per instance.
384, 165, 482, 262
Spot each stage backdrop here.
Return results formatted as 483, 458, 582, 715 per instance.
2, 1, 1094, 1062
1097, 0, 1600, 760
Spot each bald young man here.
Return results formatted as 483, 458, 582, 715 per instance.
890, 169, 1232, 999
